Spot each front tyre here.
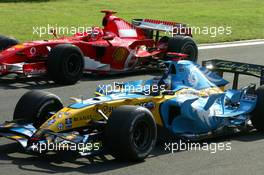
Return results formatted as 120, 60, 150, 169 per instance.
167, 36, 198, 62
47, 44, 84, 85
251, 85, 264, 131
0, 35, 19, 51
13, 90, 63, 128
105, 105, 157, 162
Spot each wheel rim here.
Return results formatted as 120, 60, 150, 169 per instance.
64, 53, 82, 76
132, 120, 152, 151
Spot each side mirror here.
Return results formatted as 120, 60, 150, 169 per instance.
103, 35, 114, 41
162, 90, 175, 96
70, 96, 82, 103
50, 29, 58, 38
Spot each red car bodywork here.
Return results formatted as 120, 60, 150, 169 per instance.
0, 10, 191, 77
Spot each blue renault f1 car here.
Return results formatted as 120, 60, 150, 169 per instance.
0, 59, 264, 161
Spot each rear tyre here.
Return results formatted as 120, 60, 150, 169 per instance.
105, 105, 157, 162
47, 44, 84, 85
251, 85, 264, 131
167, 36, 198, 62
13, 90, 63, 128
0, 35, 19, 51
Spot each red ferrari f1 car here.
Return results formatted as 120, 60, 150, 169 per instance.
0, 10, 197, 84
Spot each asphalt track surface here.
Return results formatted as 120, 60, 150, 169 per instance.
0, 41, 264, 175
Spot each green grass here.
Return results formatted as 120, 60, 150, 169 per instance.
0, 0, 263, 43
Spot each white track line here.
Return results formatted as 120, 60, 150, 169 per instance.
198, 40, 264, 50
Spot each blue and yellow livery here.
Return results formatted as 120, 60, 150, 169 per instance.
0, 60, 263, 161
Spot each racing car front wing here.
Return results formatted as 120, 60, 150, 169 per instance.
0, 121, 105, 156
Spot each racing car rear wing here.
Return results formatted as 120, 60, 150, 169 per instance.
202, 59, 264, 89
132, 19, 192, 41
